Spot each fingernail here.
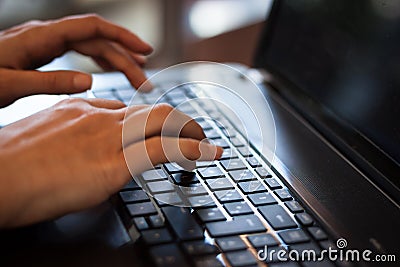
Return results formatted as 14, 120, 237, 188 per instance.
198, 142, 223, 161
140, 81, 154, 92
144, 42, 154, 53
73, 74, 92, 91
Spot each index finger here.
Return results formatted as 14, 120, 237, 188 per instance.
52, 14, 153, 55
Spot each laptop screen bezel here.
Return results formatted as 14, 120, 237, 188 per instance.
253, 0, 400, 199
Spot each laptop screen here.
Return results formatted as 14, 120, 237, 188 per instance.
255, 1, 400, 167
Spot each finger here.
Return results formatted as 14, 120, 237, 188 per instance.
0, 69, 92, 99
122, 103, 206, 146
129, 52, 147, 67
52, 14, 153, 54
93, 57, 115, 71
70, 39, 147, 89
124, 136, 223, 176
85, 98, 126, 109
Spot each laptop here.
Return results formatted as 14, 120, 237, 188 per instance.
1, 1, 399, 266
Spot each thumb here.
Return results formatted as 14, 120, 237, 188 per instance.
1, 68, 92, 98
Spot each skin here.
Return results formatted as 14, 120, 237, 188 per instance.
0, 14, 223, 228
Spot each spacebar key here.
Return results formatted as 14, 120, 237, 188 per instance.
206, 216, 266, 237
162, 206, 204, 240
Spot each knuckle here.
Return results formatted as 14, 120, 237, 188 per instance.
153, 103, 174, 118
81, 109, 112, 122
58, 97, 84, 106
86, 14, 104, 27
54, 98, 87, 117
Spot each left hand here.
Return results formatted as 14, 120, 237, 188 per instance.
0, 14, 153, 107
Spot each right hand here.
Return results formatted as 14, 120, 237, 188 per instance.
0, 99, 223, 228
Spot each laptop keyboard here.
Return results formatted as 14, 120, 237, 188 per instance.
93, 83, 338, 267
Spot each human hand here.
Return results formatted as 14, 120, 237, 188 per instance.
0, 99, 222, 228
0, 14, 152, 107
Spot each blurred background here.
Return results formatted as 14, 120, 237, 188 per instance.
0, 0, 273, 71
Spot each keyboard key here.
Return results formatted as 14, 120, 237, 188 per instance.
308, 227, 328, 241
188, 195, 216, 208
150, 244, 189, 267
193, 256, 223, 267
164, 163, 184, 173
290, 242, 321, 256
215, 190, 243, 203
216, 118, 231, 130
115, 88, 134, 100
147, 180, 175, 194
279, 229, 310, 244
237, 146, 253, 157
264, 178, 282, 189
248, 192, 277, 206
182, 240, 219, 256
258, 205, 297, 230
198, 167, 224, 179
204, 129, 220, 139
220, 148, 238, 159
197, 207, 226, 222
154, 192, 183, 206
224, 201, 253, 216
246, 157, 261, 167
142, 228, 173, 245
122, 179, 140, 190
149, 215, 165, 228
229, 137, 245, 147
162, 207, 204, 240
216, 236, 247, 251
207, 177, 234, 191
220, 159, 247, 171
196, 119, 213, 130
238, 180, 268, 194
247, 233, 279, 248
127, 202, 157, 217
229, 169, 256, 182
319, 240, 337, 250
255, 167, 272, 178
274, 189, 293, 201
171, 171, 200, 186
119, 190, 149, 203
295, 213, 314, 226
142, 169, 168, 181
285, 201, 304, 213
133, 217, 149, 230
210, 138, 230, 148
181, 185, 208, 196
221, 126, 237, 139
206, 216, 266, 237
196, 161, 216, 168
225, 249, 258, 267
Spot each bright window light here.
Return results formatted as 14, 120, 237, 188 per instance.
189, 0, 272, 38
